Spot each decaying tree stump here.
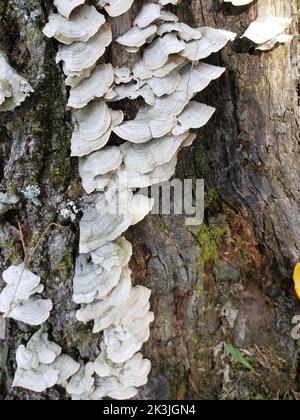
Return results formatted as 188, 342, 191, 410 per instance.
0, 0, 299, 400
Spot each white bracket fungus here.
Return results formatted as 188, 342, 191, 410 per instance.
114, 66, 133, 85
67, 342, 152, 400
40, 0, 237, 400
71, 109, 123, 157
117, 25, 158, 53
94, 346, 151, 399
43, 5, 105, 45
79, 192, 154, 253
242, 16, 293, 50
0, 52, 33, 112
53, 0, 86, 19
13, 329, 79, 392
144, 33, 186, 70
0, 264, 52, 326
56, 23, 112, 76
113, 106, 178, 143
97, 0, 135, 18
68, 64, 114, 109
223, 0, 254, 5
73, 238, 132, 305
79, 146, 123, 193
66, 362, 95, 400
156, 22, 202, 41
159, 0, 182, 5
0, 192, 19, 216
134, 3, 164, 28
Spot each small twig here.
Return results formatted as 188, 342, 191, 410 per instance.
185, 44, 199, 103
17, 221, 27, 258
25, 222, 63, 265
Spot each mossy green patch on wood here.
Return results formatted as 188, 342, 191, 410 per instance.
33, 42, 73, 192
176, 380, 187, 400
194, 150, 210, 177
154, 216, 169, 237
205, 188, 221, 211
193, 282, 205, 300
197, 222, 227, 266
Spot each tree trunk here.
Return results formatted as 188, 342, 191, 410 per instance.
0, 0, 299, 400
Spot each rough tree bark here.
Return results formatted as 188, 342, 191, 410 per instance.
0, 0, 299, 400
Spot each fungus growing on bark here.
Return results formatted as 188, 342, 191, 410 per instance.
134, 3, 165, 28
13, 329, 79, 392
43, 5, 105, 45
156, 22, 202, 41
112, 81, 155, 105
0, 264, 52, 326
172, 101, 216, 136
179, 27, 236, 61
148, 63, 225, 120
79, 191, 154, 253
114, 66, 133, 85
0, 52, 33, 112
39, 0, 237, 400
103, 295, 154, 363
71, 109, 123, 157
97, 0, 135, 17
68, 64, 114, 109
56, 23, 112, 75
113, 106, 177, 143
159, 0, 182, 5
53, 0, 85, 19
73, 257, 121, 305
121, 132, 189, 173
147, 70, 181, 97
133, 54, 186, 80
76, 266, 132, 332
143, 34, 185, 70
66, 362, 95, 400
0, 192, 19, 216
116, 25, 158, 52
74, 100, 111, 141
94, 347, 151, 399
223, 0, 254, 5
242, 16, 293, 50
79, 146, 123, 193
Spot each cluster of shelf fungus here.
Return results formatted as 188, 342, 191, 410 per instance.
0, 0, 293, 400
225, 0, 293, 50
